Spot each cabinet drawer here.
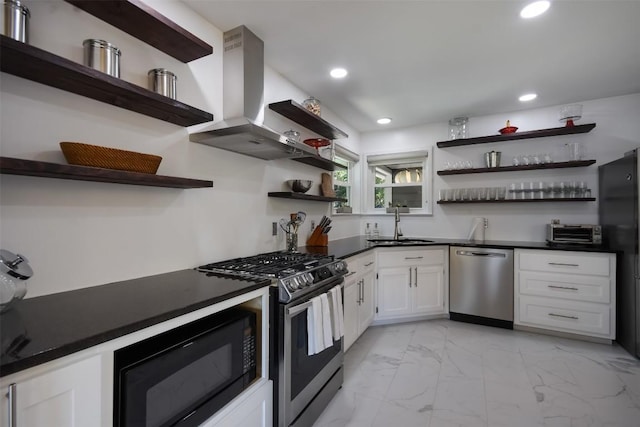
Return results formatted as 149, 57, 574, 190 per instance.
518, 271, 611, 303
518, 250, 611, 276
377, 248, 445, 268
518, 295, 611, 338
360, 252, 376, 272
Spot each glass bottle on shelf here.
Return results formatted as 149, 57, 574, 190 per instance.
372, 223, 380, 239
448, 117, 468, 140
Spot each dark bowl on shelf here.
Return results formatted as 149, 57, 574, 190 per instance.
287, 179, 313, 193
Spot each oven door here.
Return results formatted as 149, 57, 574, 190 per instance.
280, 282, 344, 425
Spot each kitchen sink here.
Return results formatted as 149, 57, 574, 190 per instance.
368, 238, 434, 245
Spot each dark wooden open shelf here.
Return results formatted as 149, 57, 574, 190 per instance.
436, 123, 596, 148
0, 35, 213, 127
438, 198, 596, 204
64, 0, 212, 62
292, 156, 347, 171
437, 160, 597, 176
268, 192, 347, 203
269, 100, 349, 140
0, 157, 213, 189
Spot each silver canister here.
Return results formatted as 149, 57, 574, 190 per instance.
148, 68, 177, 99
484, 151, 501, 168
2, 0, 30, 43
83, 39, 121, 78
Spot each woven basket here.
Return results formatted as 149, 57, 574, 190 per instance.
60, 142, 162, 174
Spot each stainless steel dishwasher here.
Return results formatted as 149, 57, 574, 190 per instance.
449, 246, 514, 329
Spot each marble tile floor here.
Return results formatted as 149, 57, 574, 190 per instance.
313, 319, 640, 427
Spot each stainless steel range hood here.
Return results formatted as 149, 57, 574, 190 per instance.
189, 26, 317, 160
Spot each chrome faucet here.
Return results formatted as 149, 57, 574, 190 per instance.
393, 207, 403, 240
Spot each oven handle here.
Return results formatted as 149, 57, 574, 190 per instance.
288, 301, 314, 316
286, 280, 344, 316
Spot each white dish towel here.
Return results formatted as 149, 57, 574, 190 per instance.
328, 286, 344, 340
307, 295, 325, 355
320, 293, 334, 349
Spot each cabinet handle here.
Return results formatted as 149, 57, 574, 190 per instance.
7, 383, 16, 427
548, 312, 579, 320
358, 280, 362, 305
547, 285, 579, 291
405, 256, 423, 260
344, 271, 357, 277
364, 261, 374, 267
548, 262, 580, 267
359, 280, 364, 304
414, 267, 418, 287
408, 268, 412, 287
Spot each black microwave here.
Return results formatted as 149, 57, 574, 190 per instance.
114, 307, 257, 427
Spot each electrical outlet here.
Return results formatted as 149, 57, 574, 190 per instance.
272, 222, 278, 236
484, 218, 488, 228
310, 220, 316, 231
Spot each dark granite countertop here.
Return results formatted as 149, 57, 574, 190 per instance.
0, 270, 270, 377
302, 236, 618, 260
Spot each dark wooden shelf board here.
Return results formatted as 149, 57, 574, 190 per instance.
437, 198, 596, 204
269, 100, 349, 140
268, 192, 347, 203
436, 123, 596, 148
437, 160, 597, 175
64, 0, 212, 62
0, 35, 213, 127
292, 156, 347, 171
0, 157, 213, 189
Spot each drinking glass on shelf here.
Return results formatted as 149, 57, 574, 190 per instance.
486, 187, 496, 200
535, 181, 545, 199
577, 181, 587, 198
508, 183, 518, 199
543, 153, 553, 163
497, 187, 507, 200
439, 189, 448, 201
475, 187, 486, 200
512, 156, 520, 166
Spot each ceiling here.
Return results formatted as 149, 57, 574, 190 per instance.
182, 0, 640, 133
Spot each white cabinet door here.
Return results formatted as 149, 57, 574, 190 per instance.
359, 269, 376, 332
343, 275, 360, 351
413, 265, 445, 315
377, 267, 412, 318
2, 355, 102, 427
202, 380, 273, 427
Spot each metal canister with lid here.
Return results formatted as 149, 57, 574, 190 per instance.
83, 39, 121, 78
2, 0, 30, 43
148, 68, 177, 99
0, 249, 33, 313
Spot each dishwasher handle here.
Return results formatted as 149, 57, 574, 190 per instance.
455, 250, 506, 258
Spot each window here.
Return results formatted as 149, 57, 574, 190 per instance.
332, 144, 359, 213
366, 150, 433, 214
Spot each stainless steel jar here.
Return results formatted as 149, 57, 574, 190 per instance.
0, 249, 32, 313
148, 68, 177, 99
2, 0, 30, 43
83, 39, 121, 78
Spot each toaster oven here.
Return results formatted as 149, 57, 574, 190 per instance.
546, 223, 602, 245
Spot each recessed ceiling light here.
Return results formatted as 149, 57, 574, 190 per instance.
520, 1, 550, 19
519, 93, 538, 102
330, 68, 348, 79
377, 117, 392, 125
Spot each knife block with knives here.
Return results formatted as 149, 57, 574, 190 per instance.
307, 215, 331, 247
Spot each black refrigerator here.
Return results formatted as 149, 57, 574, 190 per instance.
599, 149, 640, 359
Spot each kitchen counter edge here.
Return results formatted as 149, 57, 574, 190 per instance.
303, 236, 619, 260
0, 269, 270, 377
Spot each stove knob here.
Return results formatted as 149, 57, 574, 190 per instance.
306, 272, 315, 284
290, 277, 300, 290
334, 261, 347, 273
282, 278, 295, 291
299, 274, 310, 287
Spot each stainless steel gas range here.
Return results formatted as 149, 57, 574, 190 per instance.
197, 251, 348, 427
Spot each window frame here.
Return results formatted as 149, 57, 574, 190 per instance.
332, 144, 359, 214
364, 149, 433, 215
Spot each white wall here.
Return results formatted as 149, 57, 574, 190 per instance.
348, 93, 640, 241
0, 0, 359, 297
